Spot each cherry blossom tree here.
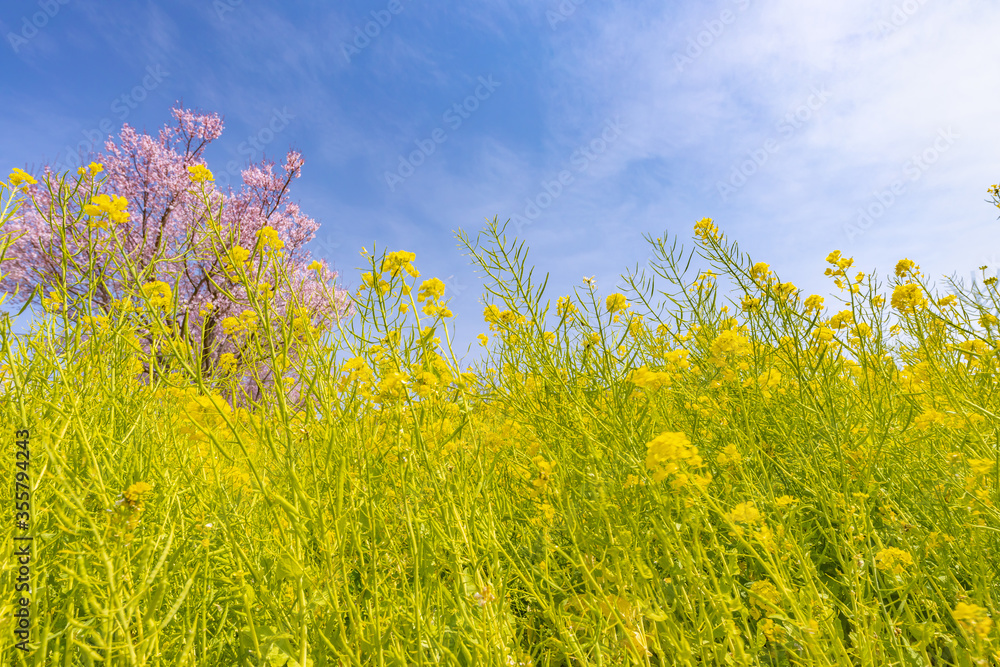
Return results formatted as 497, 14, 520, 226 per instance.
1, 106, 348, 398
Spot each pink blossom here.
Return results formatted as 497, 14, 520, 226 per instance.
3, 105, 349, 399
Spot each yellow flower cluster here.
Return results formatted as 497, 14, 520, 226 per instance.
606, 293, 629, 313
874, 547, 913, 576
894, 258, 919, 278
740, 295, 761, 312
828, 310, 853, 330
727, 501, 762, 525
123, 481, 153, 505
77, 162, 103, 177
693, 217, 721, 241
9, 167, 37, 189
83, 193, 129, 227
891, 283, 927, 312
804, 294, 824, 313
417, 278, 452, 318
187, 164, 214, 183
953, 602, 994, 640
557, 295, 578, 318
141, 281, 172, 311
221, 310, 258, 336
743, 368, 781, 399
256, 225, 285, 253
217, 352, 237, 375
749, 262, 771, 283
483, 304, 526, 331
824, 251, 858, 290
644, 431, 706, 485
628, 365, 673, 390
380, 250, 420, 278
709, 330, 751, 368
748, 580, 782, 620
223, 245, 251, 280
716, 443, 742, 467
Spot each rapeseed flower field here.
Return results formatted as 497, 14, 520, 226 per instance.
1, 167, 999, 665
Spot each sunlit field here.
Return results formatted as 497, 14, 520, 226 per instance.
2, 167, 999, 666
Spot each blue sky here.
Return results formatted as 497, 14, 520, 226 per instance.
3, 0, 1000, 356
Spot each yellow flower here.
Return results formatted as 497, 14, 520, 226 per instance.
894, 258, 918, 278
875, 547, 913, 576
694, 217, 721, 241
741, 295, 761, 312
238, 310, 258, 333
826, 250, 842, 265
83, 193, 129, 225
851, 322, 871, 339
749, 262, 771, 282
748, 580, 782, 620
483, 304, 502, 324
811, 326, 834, 342
141, 281, 172, 310
417, 277, 446, 303
187, 164, 215, 183
477, 333, 488, 346
307, 260, 323, 272
644, 431, 702, 483
937, 294, 957, 307
217, 353, 237, 374
557, 295, 578, 318
980, 313, 999, 328
716, 444, 742, 466
124, 481, 153, 505
760, 618, 785, 643
221, 316, 241, 336
953, 602, 993, 640
606, 293, 629, 313
380, 250, 419, 278
727, 501, 762, 525
804, 294, 824, 313
629, 365, 672, 390
9, 167, 37, 188
256, 225, 284, 252
829, 310, 853, 329
710, 330, 751, 359
752, 368, 781, 398
772, 281, 796, 300
775, 495, 797, 508
891, 283, 927, 312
